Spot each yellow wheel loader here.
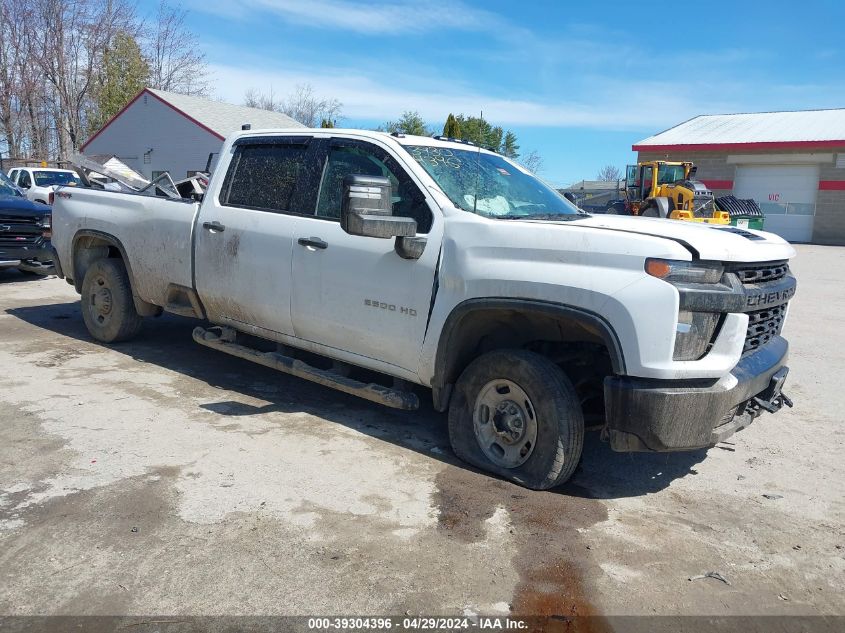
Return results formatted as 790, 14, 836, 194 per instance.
607, 161, 730, 224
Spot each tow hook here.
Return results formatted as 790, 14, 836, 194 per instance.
753, 392, 793, 414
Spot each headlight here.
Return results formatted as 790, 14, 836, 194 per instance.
674, 310, 720, 360
645, 258, 724, 284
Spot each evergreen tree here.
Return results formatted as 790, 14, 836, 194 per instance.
442, 113, 461, 138
320, 118, 335, 128
502, 131, 519, 159
380, 111, 430, 136
453, 115, 507, 152
88, 32, 149, 135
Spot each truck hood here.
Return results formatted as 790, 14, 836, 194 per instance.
568, 214, 796, 262
0, 195, 51, 219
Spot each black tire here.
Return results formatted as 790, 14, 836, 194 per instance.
640, 202, 660, 217
447, 349, 584, 490
80, 258, 143, 343
606, 202, 629, 215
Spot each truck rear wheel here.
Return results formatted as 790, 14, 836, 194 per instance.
447, 350, 584, 490
81, 258, 143, 343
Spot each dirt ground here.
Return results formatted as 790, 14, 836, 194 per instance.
0, 244, 843, 622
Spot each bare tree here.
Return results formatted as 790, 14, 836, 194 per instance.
597, 164, 621, 181
521, 150, 544, 175
280, 84, 342, 128
0, 0, 51, 159
245, 84, 343, 128
29, 0, 140, 159
146, 0, 209, 96
0, 0, 23, 158
243, 86, 282, 112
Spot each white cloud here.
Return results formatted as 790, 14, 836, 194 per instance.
209, 62, 736, 131
193, 0, 504, 34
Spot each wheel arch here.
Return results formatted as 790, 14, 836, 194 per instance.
71, 229, 160, 317
431, 298, 626, 411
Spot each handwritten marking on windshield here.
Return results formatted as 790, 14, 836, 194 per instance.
410, 147, 462, 170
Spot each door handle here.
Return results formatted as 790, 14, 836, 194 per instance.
203, 221, 225, 232
298, 237, 328, 250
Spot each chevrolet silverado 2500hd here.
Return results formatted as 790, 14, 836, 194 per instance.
51, 130, 797, 490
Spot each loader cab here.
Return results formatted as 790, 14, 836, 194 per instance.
656, 162, 687, 186
626, 162, 656, 200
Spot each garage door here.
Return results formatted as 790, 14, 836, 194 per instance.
733, 164, 818, 242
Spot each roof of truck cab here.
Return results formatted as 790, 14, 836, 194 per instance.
231, 128, 500, 155
22, 167, 77, 173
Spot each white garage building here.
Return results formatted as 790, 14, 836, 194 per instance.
634, 109, 845, 244
81, 88, 304, 181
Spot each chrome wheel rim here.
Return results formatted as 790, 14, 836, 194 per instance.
472, 379, 538, 469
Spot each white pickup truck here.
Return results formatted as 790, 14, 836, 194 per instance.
7, 167, 82, 205
51, 129, 797, 489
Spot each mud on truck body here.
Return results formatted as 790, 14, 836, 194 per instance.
50, 130, 797, 490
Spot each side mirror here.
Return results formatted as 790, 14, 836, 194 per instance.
340, 174, 416, 239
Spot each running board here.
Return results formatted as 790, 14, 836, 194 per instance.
192, 326, 419, 410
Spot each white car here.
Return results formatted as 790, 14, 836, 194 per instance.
51, 129, 797, 489
6, 167, 82, 204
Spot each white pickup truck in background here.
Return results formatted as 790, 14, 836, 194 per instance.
50, 129, 797, 489
6, 167, 82, 205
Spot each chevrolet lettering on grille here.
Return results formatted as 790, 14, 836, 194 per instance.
746, 286, 796, 308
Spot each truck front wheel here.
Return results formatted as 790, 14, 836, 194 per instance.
81, 258, 143, 343
447, 350, 584, 490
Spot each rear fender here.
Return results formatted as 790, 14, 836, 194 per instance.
71, 230, 160, 317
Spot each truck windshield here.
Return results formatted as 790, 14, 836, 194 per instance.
0, 172, 21, 197
33, 171, 80, 186
406, 145, 581, 219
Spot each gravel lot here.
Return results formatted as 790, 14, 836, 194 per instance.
0, 244, 843, 621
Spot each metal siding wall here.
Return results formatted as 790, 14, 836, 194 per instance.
82, 94, 224, 180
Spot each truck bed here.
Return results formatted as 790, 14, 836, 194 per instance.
52, 188, 200, 308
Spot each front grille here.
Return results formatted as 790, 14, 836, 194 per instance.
0, 233, 39, 246
744, 304, 787, 354
0, 216, 39, 225
730, 260, 789, 284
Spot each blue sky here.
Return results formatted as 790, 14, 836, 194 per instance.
170, 0, 845, 187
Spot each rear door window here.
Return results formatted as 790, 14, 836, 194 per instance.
222, 141, 311, 214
